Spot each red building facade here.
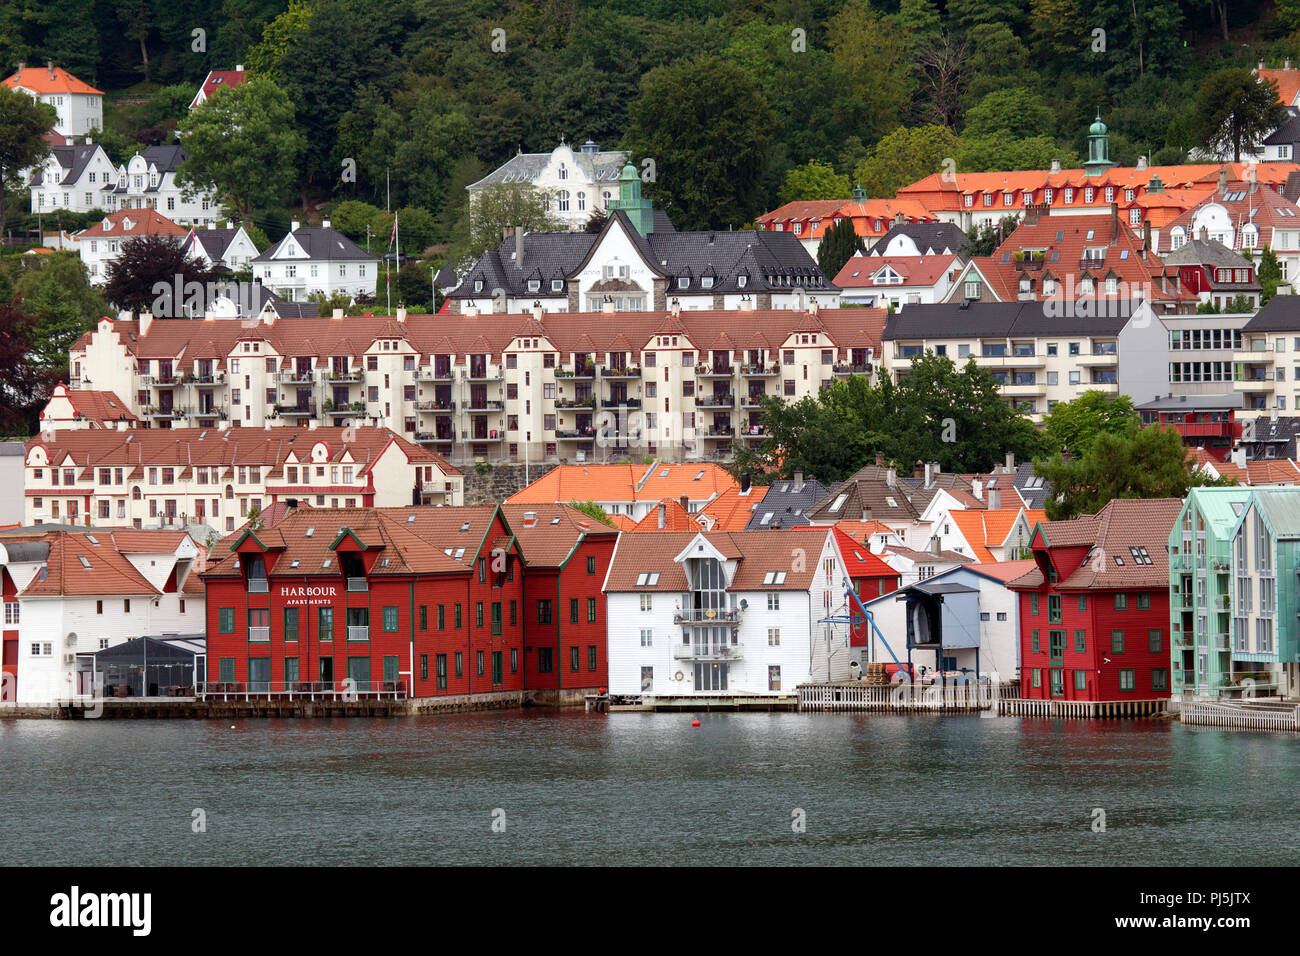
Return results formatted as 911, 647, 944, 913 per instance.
1008, 499, 1182, 701
833, 527, 901, 647
503, 505, 618, 694
202, 505, 526, 698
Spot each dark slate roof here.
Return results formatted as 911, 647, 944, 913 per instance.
1013, 462, 1050, 510
267, 299, 319, 318
1243, 416, 1300, 457
1243, 293, 1300, 331
451, 209, 835, 299
1264, 114, 1300, 146
143, 144, 188, 174
1284, 170, 1300, 205
744, 478, 837, 530
870, 222, 969, 256
467, 146, 628, 190
253, 226, 378, 263
884, 300, 1131, 339
1136, 392, 1241, 412
1160, 238, 1255, 271
191, 227, 241, 262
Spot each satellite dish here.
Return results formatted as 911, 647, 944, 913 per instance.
65, 632, 77, 646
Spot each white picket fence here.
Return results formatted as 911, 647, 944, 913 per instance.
797, 681, 1016, 713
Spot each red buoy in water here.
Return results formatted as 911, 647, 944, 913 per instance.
692, 719, 701, 727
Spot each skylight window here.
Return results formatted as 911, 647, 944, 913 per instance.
454, 547, 466, 560
694, 470, 704, 480
86, 534, 99, 545
321, 558, 332, 568
305, 526, 315, 537
829, 494, 849, 513
460, 521, 471, 532
379, 557, 390, 568
760, 512, 774, 526
290, 559, 300, 568
78, 555, 92, 569
886, 497, 898, 508
763, 571, 787, 585
635, 571, 661, 586
1113, 555, 1124, 566
407, 514, 416, 523
551, 516, 561, 525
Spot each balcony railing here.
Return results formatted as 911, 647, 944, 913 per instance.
279, 370, 316, 385
417, 400, 456, 411
554, 397, 596, 409
347, 577, 368, 593
248, 626, 271, 641
414, 431, 455, 443
324, 370, 362, 382
248, 579, 269, 594
602, 396, 641, 408
274, 404, 316, 417
673, 608, 741, 624
463, 399, 504, 412
417, 368, 455, 381
672, 644, 744, 660
742, 363, 780, 376
696, 394, 734, 408
602, 365, 641, 378
832, 363, 873, 375
696, 364, 734, 377
193, 406, 226, 418
555, 428, 595, 439
347, 626, 370, 641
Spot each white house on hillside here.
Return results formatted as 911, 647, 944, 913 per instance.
105, 146, 220, 227
467, 140, 628, 231
185, 223, 260, 272
3, 63, 103, 138
29, 143, 117, 214
77, 208, 188, 284
252, 220, 379, 303
603, 528, 851, 696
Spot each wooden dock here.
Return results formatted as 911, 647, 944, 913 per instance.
998, 697, 1167, 718
797, 681, 1016, 713
608, 694, 798, 713
1179, 698, 1300, 732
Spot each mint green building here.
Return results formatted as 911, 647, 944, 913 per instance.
1168, 487, 1252, 698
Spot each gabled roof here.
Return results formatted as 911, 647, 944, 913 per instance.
500, 503, 618, 567
59, 388, 137, 425
1259, 67, 1300, 108
32, 144, 103, 187
870, 221, 970, 256
604, 528, 831, 592
630, 498, 699, 532
745, 477, 836, 529
507, 462, 737, 506
4, 65, 102, 95
467, 144, 629, 191
253, 225, 377, 263
79, 208, 187, 239
0, 528, 191, 597
190, 68, 249, 109
833, 253, 962, 289
697, 484, 767, 531
832, 527, 898, 579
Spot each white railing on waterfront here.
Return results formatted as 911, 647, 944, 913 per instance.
197, 680, 408, 701
1180, 699, 1300, 732
797, 680, 1016, 712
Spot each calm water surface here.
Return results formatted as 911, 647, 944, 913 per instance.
0, 711, 1296, 866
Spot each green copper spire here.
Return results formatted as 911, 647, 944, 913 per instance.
608, 161, 654, 236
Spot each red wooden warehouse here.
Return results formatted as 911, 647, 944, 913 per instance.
1008, 498, 1182, 702
201, 503, 526, 698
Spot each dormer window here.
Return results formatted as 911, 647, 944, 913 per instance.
678, 277, 689, 289
527, 279, 540, 292
737, 275, 747, 288
551, 279, 563, 292
474, 279, 484, 292
701, 276, 714, 289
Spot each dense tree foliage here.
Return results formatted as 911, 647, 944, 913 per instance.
102, 236, 220, 317
1040, 392, 1140, 458
732, 353, 1048, 483
816, 218, 863, 281
0, 86, 57, 240
1035, 425, 1235, 520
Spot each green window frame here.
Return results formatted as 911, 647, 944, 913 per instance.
1031, 629, 1040, 653
318, 606, 334, 642
1074, 629, 1085, 653
491, 601, 502, 636
570, 646, 580, 672
419, 605, 428, 631
1151, 668, 1168, 692
570, 598, 579, 624
478, 558, 486, 582
1077, 595, 1087, 612
588, 645, 597, 671
382, 606, 399, 632
476, 601, 484, 628
1136, 592, 1150, 610
436, 654, 447, 690
1029, 593, 1039, 616
587, 597, 597, 623
509, 600, 517, 626
454, 603, 462, 629
1119, 668, 1135, 692
1074, 669, 1086, 690
284, 607, 299, 642
219, 658, 235, 682
1111, 630, 1125, 653
1048, 595, 1062, 623
218, 607, 235, 633
1114, 593, 1127, 610
284, 657, 299, 683
587, 556, 596, 575
492, 650, 503, 685
1031, 668, 1041, 688
1148, 629, 1162, 653
437, 604, 446, 630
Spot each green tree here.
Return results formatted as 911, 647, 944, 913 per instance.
245, 0, 312, 79
960, 215, 1020, 257
853, 125, 959, 198
1194, 68, 1289, 162
1036, 426, 1233, 521
1041, 391, 1139, 457
0, 85, 57, 241
566, 501, 616, 527
457, 183, 563, 265
817, 218, 864, 281
829, 0, 914, 142
102, 235, 219, 318
12, 252, 107, 371
1259, 245, 1283, 303
963, 87, 1054, 140
176, 76, 306, 224
327, 200, 383, 242
624, 55, 774, 230
779, 160, 849, 205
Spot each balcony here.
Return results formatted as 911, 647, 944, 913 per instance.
414, 431, 455, 445
347, 626, 370, 642
601, 396, 641, 409
324, 370, 362, 383
416, 400, 456, 412
672, 644, 743, 660
696, 393, 734, 409
556, 366, 595, 380
696, 364, 734, 378
1075, 349, 1119, 366
347, 577, 368, 593
145, 406, 188, 420
466, 367, 500, 382
1174, 633, 1194, 649
703, 425, 734, 437
740, 394, 766, 407
248, 579, 269, 594
275, 404, 316, 418
742, 363, 780, 376
673, 608, 741, 625
416, 367, 455, 382
602, 365, 641, 378
193, 406, 226, 419
1174, 421, 1241, 439
463, 398, 504, 412
278, 370, 316, 385
555, 428, 596, 440
325, 405, 365, 418
144, 375, 180, 387
832, 363, 873, 375
248, 627, 270, 641
1212, 633, 1231, 651
739, 426, 767, 439
554, 397, 596, 409
192, 372, 225, 386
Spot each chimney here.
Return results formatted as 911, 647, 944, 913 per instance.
930, 535, 942, 557
657, 501, 666, 529
515, 226, 524, 269
532, 301, 543, 321
291, 219, 301, 232
861, 508, 872, 522
332, 308, 344, 320
988, 488, 1001, 510
139, 309, 153, 338
1143, 220, 1151, 254
1110, 202, 1119, 243
670, 297, 681, 317
1217, 169, 1227, 195
924, 461, 934, 486
875, 451, 885, 468
913, 459, 925, 479
1136, 155, 1147, 171
1050, 159, 1061, 174
794, 470, 804, 492
322, 218, 331, 229
396, 307, 407, 322
740, 472, 751, 493
1259, 60, 1266, 71
679, 494, 689, 513
1199, 225, 1209, 241
1248, 165, 1258, 193
47, 60, 54, 77
602, 300, 616, 314
972, 477, 983, 501
886, 466, 897, 488
17, 62, 23, 72
465, 305, 479, 317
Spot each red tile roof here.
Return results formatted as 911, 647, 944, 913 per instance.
507, 462, 736, 507
757, 198, 939, 242
54, 387, 137, 425
697, 484, 767, 531
606, 528, 830, 592
1156, 181, 1300, 254
630, 498, 699, 532
833, 254, 962, 289
1259, 67, 1300, 107
833, 527, 899, 579
1, 528, 193, 596
79, 208, 187, 239
191, 68, 248, 108
500, 503, 618, 567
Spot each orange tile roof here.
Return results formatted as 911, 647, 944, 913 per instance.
1157, 181, 1300, 254
630, 498, 699, 532
697, 485, 767, 531
833, 527, 899, 579
1259, 67, 1300, 107
1245, 459, 1300, 485
508, 462, 737, 506
61, 388, 137, 424
606, 528, 831, 592
2, 528, 192, 597
833, 519, 900, 543
79, 208, 187, 239
970, 558, 1037, 583
4, 65, 103, 96
757, 198, 939, 241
